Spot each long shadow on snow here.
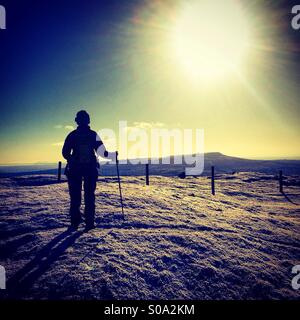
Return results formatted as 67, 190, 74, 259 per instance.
5, 229, 82, 299
283, 192, 300, 205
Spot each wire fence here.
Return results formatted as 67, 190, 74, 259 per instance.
57, 161, 299, 197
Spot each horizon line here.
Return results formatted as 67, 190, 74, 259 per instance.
1, 152, 300, 166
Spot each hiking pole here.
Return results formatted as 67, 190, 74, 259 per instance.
116, 152, 125, 219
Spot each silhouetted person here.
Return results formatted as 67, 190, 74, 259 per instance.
62, 110, 115, 231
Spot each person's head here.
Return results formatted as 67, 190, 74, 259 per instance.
75, 110, 90, 126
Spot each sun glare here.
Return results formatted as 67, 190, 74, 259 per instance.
171, 0, 251, 82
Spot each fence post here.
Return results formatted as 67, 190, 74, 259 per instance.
146, 164, 150, 186
279, 170, 283, 193
58, 161, 62, 182
211, 166, 215, 195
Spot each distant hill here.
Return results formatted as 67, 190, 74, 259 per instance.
1, 152, 300, 177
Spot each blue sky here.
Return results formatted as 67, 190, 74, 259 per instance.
0, 0, 300, 163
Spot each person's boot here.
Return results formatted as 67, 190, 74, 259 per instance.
70, 208, 82, 230
85, 223, 95, 232
84, 207, 95, 231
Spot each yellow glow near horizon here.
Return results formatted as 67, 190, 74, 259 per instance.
1, 1, 300, 165
170, 0, 250, 82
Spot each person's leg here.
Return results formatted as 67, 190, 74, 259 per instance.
68, 171, 82, 228
83, 167, 98, 229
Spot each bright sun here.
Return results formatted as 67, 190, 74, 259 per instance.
171, 0, 250, 82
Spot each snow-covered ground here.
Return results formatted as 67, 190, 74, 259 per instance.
0, 173, 300, 300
